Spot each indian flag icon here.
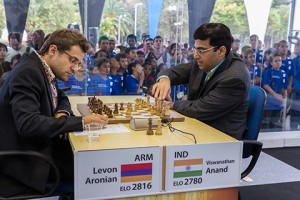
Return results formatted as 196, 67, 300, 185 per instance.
173, 158, 203, 178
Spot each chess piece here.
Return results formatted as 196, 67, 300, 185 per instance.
155, 119, 162, 135
164, 103, 171, 117
126, 104, 132, 116
146, 118, 154, 135
113, 103, 119, 115
120, 103, 124, 110
108, 110, 114, 118
150, 105, 156, 115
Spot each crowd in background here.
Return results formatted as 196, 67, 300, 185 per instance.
0, 28, 300, 131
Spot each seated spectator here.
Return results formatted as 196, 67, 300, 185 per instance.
244, 48, 261, 85
88, 58, 113, 96
0, 54, 21, 87
6, 32, 34, 62
231, 39, 241, 55
32, 29, 45, 51
142, 62, 155, 94
262, 53, 288, 129
110, 57, 124, 95
126, 62, 144, 95
126, 47, 137, 64
109, 38, 117, 57
116, 53, 128, 92
62, 65, 90, 96
136, 50, 145, 64
241, 45, 251, 60
0, 42, 11, 78
127, 34, 137, 48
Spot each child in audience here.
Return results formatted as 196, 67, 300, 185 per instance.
262, 53, 288, 129
126, 62, 144, 95
244, 48, 261, 85
136, 50, 145, 65
116, 53, 128, 92
110, 57, 124, 95
0, 42, 11, 78
126, 47, 137, 64
88, 58, 113, 96
142, 62, 155, 94
63, 64, 89, 96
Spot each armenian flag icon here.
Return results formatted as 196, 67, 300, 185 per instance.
121, 163, 152, 183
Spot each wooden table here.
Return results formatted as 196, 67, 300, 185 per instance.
68, 96, 242, 200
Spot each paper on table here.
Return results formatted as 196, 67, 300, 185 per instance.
74, 124, 130, 136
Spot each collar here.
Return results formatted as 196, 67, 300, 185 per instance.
205, 59, 225, 81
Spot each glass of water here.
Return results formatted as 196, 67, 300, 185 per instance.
84, 123, 103, 142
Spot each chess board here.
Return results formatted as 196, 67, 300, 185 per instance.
77, 102, 185, 124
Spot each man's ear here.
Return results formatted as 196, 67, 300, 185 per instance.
219, 46, 226, 56
48, 45, 57, 57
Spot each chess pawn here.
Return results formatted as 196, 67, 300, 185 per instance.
113, 103, 119, 116
146, 118, 154, 135
155, 119, 162, 135
150, 105, 156, 115
164, 103, 171, 117
120, 103, 124, 110
126, 107, 131, 116
134, 103, 139, 111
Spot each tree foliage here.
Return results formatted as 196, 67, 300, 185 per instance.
26, 0, 80, 35
0, 0, 292, 48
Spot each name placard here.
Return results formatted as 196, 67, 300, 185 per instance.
75, 147, 162, 200
165, 142, 242, 192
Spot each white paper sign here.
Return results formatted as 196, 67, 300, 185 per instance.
75, 147, 162, 200
165, 142, 242, 192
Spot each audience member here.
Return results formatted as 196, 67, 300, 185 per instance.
262, 53, 288, 129
6, 32, 34, 62
110, 57, 124, 95
0, 43, 11, 78
126, 62, 144, 95
244, 48, 261, 85
127, 34, 137, 48
88, 58, 113, 95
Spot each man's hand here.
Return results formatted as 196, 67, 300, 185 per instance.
83, 114, 108, 126
152, 77, 172, 101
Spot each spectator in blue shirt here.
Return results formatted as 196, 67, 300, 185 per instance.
110, 57, 124, 95
88, 58, 113, 96
244, 48, 261, 85
262, 53, 288, 129
126, 62, 144, 95
290, 49, 300, 130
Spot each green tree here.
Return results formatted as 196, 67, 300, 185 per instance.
211, 0, 249, 43
158, 0, 188, 44
26, 0, 80, 34
100, 0, 132, 43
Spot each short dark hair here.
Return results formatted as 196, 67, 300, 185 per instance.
233, 39, 241, 43
115, 53, 127, 61
250, 34, 258, 40
127, 34, 137, 42
125, 47, 136, 54
8, 32, 22, 43
270, 53, 281, 62
137, 50, 144, 56
95, 58, 110, 69
11, 53, 21, 63
154, 35, 162, 41
194, 23, 233, 56
0, 42, 8, 51
128, 62, 138, 75
39, 29, 89, 56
